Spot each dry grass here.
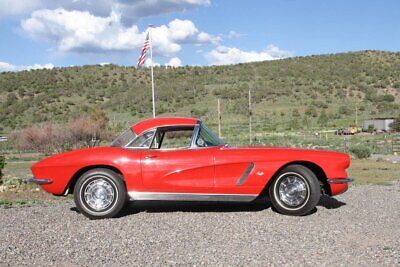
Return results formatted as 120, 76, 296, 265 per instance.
348, 159, 400, 185
3, 161, 33, 179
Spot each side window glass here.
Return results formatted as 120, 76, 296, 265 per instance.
196, 125, 222, 147
152, 127, 194, 149
128, 130, 155, 148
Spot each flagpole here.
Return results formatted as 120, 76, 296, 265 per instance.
149, 25, 156, 118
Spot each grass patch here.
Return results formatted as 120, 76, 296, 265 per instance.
348, 159, 400, 185
2, 161, 32, 180
0, 199, 40, 209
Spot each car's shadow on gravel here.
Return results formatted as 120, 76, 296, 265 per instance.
70, 196, 345, 218
118, 199, 271, 216
317, 195, 346, 209
298, 196, 346, 216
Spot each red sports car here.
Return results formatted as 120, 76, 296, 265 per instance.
28, 117, 353, 219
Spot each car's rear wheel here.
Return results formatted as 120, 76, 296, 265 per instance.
269, 165, 320, 216
74, 168, 127, 219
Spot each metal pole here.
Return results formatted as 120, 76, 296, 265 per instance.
355, 103, 358, 126
217, 98, 221, 138
149, 25, 156, 118
249, 90, 252, 145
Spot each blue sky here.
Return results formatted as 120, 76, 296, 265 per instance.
0, 0, 399, 71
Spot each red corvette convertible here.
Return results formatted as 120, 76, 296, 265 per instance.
28, 117, 353, 219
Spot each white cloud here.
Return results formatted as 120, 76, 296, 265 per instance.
144, 58, 161, 67
112, 0, 211, 25
0, 0, 210, 23
0, 61, 54, 72
227, 30, 243, 39
197, 32, 221, 45
21, 9, 217, 58
21, 9, 143, 52
0, 0, 42, 18
167, 19, 198, 41
205, 45, 293, 65
166, 57, 182, 67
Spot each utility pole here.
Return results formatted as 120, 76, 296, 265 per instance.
217, 98, 221, 138
355, 103, 358, 126
249, 90, 252, 145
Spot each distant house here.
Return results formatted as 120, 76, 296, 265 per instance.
362, 118, 395, 132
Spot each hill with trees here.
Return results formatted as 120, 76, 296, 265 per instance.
1, 50, 399, 136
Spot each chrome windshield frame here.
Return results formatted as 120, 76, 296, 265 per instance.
190, 121, 224, 149
190, 123, 201, 148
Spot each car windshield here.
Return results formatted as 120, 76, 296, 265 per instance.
110, 129, 137, 147
195, 124, 225, 147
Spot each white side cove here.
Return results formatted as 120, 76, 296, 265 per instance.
128, 192, 258, 202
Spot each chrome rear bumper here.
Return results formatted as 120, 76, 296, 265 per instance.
327, 177, 354, 184
26, 177, 53, 185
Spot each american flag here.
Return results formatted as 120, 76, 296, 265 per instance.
137, 32, 150, 69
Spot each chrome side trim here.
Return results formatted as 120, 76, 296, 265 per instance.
327, 177, 355, 184
128, 192, 258, 202
236, 162, 255, 186
26, 177, 53, 185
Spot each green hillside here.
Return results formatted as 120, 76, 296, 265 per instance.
1, 50, 399, 135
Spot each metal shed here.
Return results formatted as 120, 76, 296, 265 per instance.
362, 118, 395, 132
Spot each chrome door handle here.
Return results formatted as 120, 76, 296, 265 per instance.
145, 155, 158, 159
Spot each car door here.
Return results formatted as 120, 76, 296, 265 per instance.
213, 147, 255, 194
140, 126, 216, 193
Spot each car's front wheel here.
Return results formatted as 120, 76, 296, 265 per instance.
74, 168, 127, 219
269, 165, 321, 216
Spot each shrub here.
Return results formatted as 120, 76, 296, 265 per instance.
338, 105, 352, 115
367, 125, 374, 133
11, 110, 112, 154
0, 155, 5, 184
391, 115, 400, 132
350, 146, 371, 159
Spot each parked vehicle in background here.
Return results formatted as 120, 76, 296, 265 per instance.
336, 125, 358, 135
28, 117, 353, 219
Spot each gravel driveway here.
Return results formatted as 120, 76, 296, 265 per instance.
1, 183, 399, 266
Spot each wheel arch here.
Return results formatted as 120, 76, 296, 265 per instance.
262, 160, 331, 197
65, 165, 125, 195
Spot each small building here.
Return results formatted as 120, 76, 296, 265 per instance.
0, 136, 8, 142
362, 118, 395, 132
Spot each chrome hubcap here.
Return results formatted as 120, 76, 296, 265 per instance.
84, 179, 115, 211
278, 175, 308, 207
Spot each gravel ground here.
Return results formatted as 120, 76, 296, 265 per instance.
1, 183, 400, 266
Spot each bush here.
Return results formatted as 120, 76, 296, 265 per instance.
350, 146, 371, 159
11, 110, 112, 154
367, 125, 374, 133
0, 155, 5, 184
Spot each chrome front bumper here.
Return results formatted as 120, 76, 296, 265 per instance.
26, 177, 53, 185
327, 177, 354, 184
